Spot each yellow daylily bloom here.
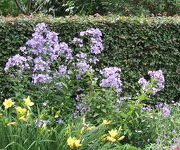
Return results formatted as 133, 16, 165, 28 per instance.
67, 137, 75, 148
16, 107, 27, 114
104, 127, 125, 143
18, 116, 28, 121
106, 136, 116, 142
3, 99, 15, 109
108, 129, 118, 138
24, 96, 34, 107
7, 122, 17, 126
102, 120, 111, 125
74, 139, 82, 148
67, 137, 82, 149
118, 136, 125, 141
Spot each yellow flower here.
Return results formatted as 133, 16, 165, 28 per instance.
67, 137, 75, 148
7, 122, 17, 126
74, 139, 82, 148
108, 129, 118, 138
3, 99, 15, 109
103, 127, 125, 143
67, 137, 82, 149
118, 136, 125, 141
18, 116, 28, 121
24, 96, 34, 107
102, 120, 111, 125
86, 126, 96, 131
106, 136, 116, 142
16, 107, 27, 114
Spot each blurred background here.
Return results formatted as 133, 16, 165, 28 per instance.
0, 0, 179, 17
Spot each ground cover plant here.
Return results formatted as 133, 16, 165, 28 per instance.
0, 23, 180, 150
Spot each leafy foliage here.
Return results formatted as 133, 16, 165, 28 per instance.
0, 0, 179, 16
0, 0, 19, 16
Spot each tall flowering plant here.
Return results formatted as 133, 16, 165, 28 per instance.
4, 23, 108, 116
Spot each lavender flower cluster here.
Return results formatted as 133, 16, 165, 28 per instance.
156, 103, 171, 117
80, 28, 103, 55
73, 28, 104, 77
100, 67, 122, 94
5, 23, 104, 85
4, 54, 30, 74
5, 23, 72, 83
138, 70, 165, 95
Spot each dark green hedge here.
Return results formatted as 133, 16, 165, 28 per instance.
0, 16, 180, 103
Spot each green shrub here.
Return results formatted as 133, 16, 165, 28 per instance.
0, 0, 19, 16
41, 0, 180, 16
0, 16, 180, 104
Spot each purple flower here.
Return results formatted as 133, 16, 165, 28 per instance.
76, 61, 90, 74
76, 74, 81, 80
156, 103, 164, 108
138, 70, 165, 95
57, 119, 64, 124
46, 31, 59, 41
59, 42, 73, 60
80, 28, 103, 55
58, 65, 68, 77
174, 138, 180, 144
156, 103, 171, 117
4, 54, 30, 73
100, 67, 122, 94
100, 67, 121, 78
148, 70, 165, 93
89, 56, 99, 64
55, 82, 63, 87
138, 78, 149, 87
33, 57, 50, 72
162, 103, 171, 117
32, 74, 52, 84
25, 23, 62, 63
76, 52, 87, 59
19, 46, 27, 54
34, 23, 47, 33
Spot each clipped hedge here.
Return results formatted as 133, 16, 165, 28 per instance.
0, 16, 180, 103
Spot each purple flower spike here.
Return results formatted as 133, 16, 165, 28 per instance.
80, 28, 103, 55
138, 70, 165, 95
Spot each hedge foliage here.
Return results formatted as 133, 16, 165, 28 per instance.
0, 16, 180, 103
